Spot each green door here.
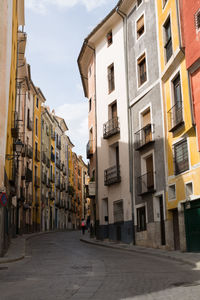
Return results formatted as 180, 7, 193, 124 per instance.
185, 200, 200, 252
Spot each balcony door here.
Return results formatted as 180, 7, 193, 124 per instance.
173, 74, 182, 125
111, 102, 118, 131
142, 109, 151, 144
146, 155, 154, 189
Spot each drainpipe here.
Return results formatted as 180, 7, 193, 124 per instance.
116, 7, 135, 244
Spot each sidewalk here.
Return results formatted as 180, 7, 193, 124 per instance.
0, 231, 56, 264
80, 234, 200, 270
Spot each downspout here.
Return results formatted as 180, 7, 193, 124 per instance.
116, 6, 135, 244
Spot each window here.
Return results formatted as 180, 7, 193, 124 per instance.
137, 15, 144, 39
195, 10, 200, 32
107, 31, 113, 46
137, 206, 146, 231
113, 200, 123, 223
174, 140, 189, 175
164, 17, 172, 62
108, 63, 115, 93
168, 184, 176, 200
35, 118, 38, 136
36, 97, 39, 108
137, 0, 142, 7
137, 53, 147, 87
89, 98, 92, 112
185, 182, 193, 198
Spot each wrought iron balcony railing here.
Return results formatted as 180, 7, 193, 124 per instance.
103, 117, 120, 139
25, 144, 33, 158
35, 149, 40, 162
42, 151, 46, 164
104, 165, 121, 186
135, 124, 154, 150
11, 111, 19, 138
46, 157, 50, 168
34, 176, 40, 188
86, 140, 93, 159
137, 171, 155, 195
168, 102, 184, 132
25, 167, 32, 183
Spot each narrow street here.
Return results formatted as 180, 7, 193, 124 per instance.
0, 232, 200, 300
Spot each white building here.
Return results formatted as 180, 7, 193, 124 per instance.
78, 6, 133, 243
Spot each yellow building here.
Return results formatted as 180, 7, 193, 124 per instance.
33, 89, 45, 231
156, 0, 200, 251
4, 1, 25, 245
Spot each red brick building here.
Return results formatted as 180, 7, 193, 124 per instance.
179, 0, 200, 148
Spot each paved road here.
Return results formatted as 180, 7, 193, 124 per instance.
0, 231, 200, 300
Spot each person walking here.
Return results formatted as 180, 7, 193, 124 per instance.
81, 218, 86, 235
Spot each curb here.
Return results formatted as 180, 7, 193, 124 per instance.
0, 230, 61, 264
80, 238, 197, 268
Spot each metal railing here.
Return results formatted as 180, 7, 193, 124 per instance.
42, 151, 46, 164
25, 167, 32, 183
104, 165, 121, 186
86, 140, 93, 159
35, 149, 40, 162
34, 176, 40, 188
137, 171, 155, 195
168, 102, 183, 132
134, 124, 154, 150
103, 117, 120, 139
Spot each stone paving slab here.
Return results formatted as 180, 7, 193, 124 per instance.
80, 235, 200, 270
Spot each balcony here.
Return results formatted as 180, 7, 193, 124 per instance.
50, 174, 55, 183
35, 195, 39, 207
25, 167, 32, 183
51, 152, 55, 162
35, 149, 40, 162
56, 159, 61, 169
135, 124, 155, 150
63, 166, 67, 175
103, 117, 120, 139
42, 151, 46, 164
27, 119, 33, 131
46, 178, 51, 188
46, 157, 50, 168
137, 171, 156, 195
104, 165, 121, 186
25, 144, 33, 158
168, 102, 184, 132
11, 111, 19, 138
86, 140, 93, 159
56, 139, 61, 150
27, 194, 33, 206
42, 172, 47, 184
56, 180, 60, 189
34, 176, 40, 188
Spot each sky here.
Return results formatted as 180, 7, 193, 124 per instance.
25, 0, 118, 162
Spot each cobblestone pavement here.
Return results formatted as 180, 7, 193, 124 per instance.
0, 231, 200, 300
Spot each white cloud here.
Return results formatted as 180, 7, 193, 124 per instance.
26, 0, 108, 14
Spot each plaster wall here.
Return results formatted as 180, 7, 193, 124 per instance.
95, 18, 131, 226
